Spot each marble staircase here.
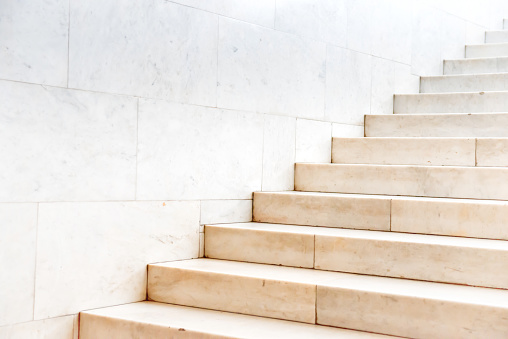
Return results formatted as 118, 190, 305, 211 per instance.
79, 22, 508, 338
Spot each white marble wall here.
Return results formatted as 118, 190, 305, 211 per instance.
1, 0, 508, 337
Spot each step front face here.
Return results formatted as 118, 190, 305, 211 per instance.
146, 259, 508, 338
486, 31, 508, 43
466, 43, 508, 58
205, 223, 508, 289
253, 191, 508, 240
80, 301, 386, 339
393, 91, 508, 114
444, 57, 508, 75
365, 113, 508, 137
295, 163, 508, 200
332, 137, 476, 166
420, 73, 508, 93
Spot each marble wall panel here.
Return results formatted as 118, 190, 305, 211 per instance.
325, 47, 371, 124
262, 115, 296, 191
275, 0, 347, 47
136, 99, 263, 200
34, 201, 200, 319
217, 17, 326, 120
295, 119, 332, 163
69, 0, 218, 106
200, 200, 253, 225
0, 80, 137, 202
0, 204, 38, 326
0, 315, 77, 339
0, 0, 68, 86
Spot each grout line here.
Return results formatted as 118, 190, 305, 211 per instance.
475, 138, 478, 166
314, 285, 318, 325
389, 199, 392, 231
134, 98, 140, 200
313, 235, 316, 268
32, 203, 40, 320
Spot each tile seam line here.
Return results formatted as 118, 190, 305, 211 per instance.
32, 203, 39, 320
0, 78, 362, 126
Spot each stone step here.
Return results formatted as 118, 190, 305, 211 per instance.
486, 30, 508, 43
504, 19, 508, 30
333, 137, 508, 167
205, 222, 508, 289
466, 43, 508, 58
420, 73, 508, 93
365, 113, 508, 137
253, 191, 508, 240
79, 301, 387, 339
393, 91, 508, 114
444, 56, 508, 75
147, 258, 508, 338
295, 163, 508, 200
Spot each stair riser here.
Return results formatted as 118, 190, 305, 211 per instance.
365, 114, 508, 137
148, 265, 316, 324
444, 57, 508, 75
205, 225, 508, 289
486, 31, 508, 43
420, 74, 508, 93
318, 288, 508, 338
295, 163, 508, 200
394, 92, 508, 114
253, 192, 390, 231
466, 44, 508, 58
332, 138, 475, 166
253, 192, 508, 240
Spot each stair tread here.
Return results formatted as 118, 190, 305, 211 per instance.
205, 222, 508, 250
150, 259, 508, 307
81, 301, 389, 338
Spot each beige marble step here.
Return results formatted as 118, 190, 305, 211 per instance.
444, 56, 508, 75
420, 73, 508, 93
466, 43, 508, 58
365, 113, 508, 137
486, 31, 508, 43
295, 163, 508, 200
253, 191, 508, 240
205, 222, 508, 289
80, 301, 388, 339
393, 91, 508, 114
147, 259, 508, 338
333, 137, 508, 166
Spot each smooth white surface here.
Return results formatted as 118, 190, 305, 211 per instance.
444, 56, 508, 75
262, 115, 296, 191
0, 204, 38, 326
0, 0, 68, 86
217, 17, 327, 119
136, 99, 263, 200
295, 119, 332, 163
69, 0, 218, 106
421, 73, 508, 93
34, 201, 199, 319
0, 80, 137, 202
0, 315, 76, 339
200, 199, 252, 225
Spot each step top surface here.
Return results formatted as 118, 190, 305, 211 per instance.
150, 259, 508, 307
81, 301, 389, 338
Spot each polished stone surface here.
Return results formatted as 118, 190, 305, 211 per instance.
0, 80, 137, 202
69, 0, 217, 106
332, 137, 476, 166
444, 56, 508, 75
136, 99, 263, 200
295, 163, 508, 200
217, 17, 326, 119
332, 123, 364, 138
486, 30, 508, 43
421, 73, 508, 93
476, 138, 508, 166
253, 191, 390, 231
0, 315, 76, 339
80, 301, 390, 338
295, 119, 332, 163
0, 204, 38, 326
366, 113, 508, 137
200, 200, 252, 225
34, 201, 199, 319
394, 91, 508, 114
466, 42, 508, 58
0, 0, 68, 86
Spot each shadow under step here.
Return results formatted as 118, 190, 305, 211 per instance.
147, 258, 508, 338
205, 222, 508, 289
253, 191, 508, 240
79, 301, 389, 339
